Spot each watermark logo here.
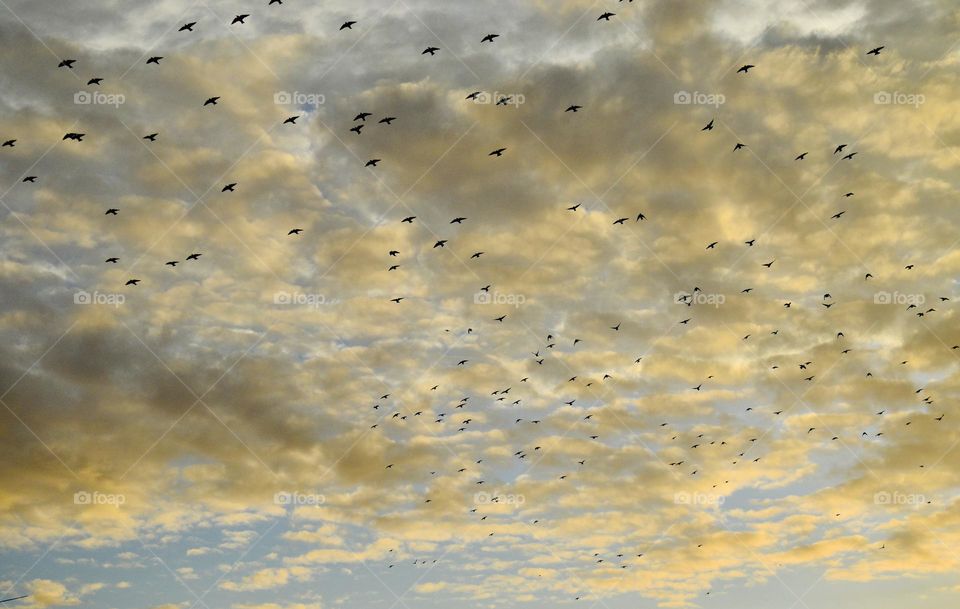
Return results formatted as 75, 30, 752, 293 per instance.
874, 491, 925, 506
74, 91, 125, 107
674, 90, 725, 107
475, 490, 525, 506
274, 491, 325, 506
474, 291, 525, 308
674, 291, 725, 307
471, 91, 526, 107
874, 291, 925, 306
273, 292, 337, 308
874, 91, 924, 108
674, 492, 725, 507
74, 290, 125, 307
274, 91, 325, 106
74, 491, 125, 506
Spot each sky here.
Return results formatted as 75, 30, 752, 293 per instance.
1, 0, 959, 608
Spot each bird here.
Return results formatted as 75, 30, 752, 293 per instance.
58, 59, 76, 68
288, 228, 303, 235
365, 159, 381, 167
379, 117, 397, 125
146, 56, 163, 65
489, 148, 507, 157
481, 34, 500, 43
737, 64, 755, 73
143, 133, 158, 141
105, 257, 118, 264
422, 47, 440, 55
597, 12, 615, 21
21, 176, 36, 183
795, 152, 808, 160
179, 22, 197, 32
402, 216, 416, 223
105, 208, 119, 215
842, 152, 858, 160
125, 279, 140, 286
340, 20, 357, 30
867, 46, 885, 55
87, 77, 103, 85
434, 240, 448, 248
283, 116, 300, 125
63, 133, 85, 141
204, 96, 220, 106
222, 183, 237, 192
2, 140, 15, 147
231, 14, 249, 25
702, 119, 714, 131
566, 105, 583, 112
186, 253, 202, 261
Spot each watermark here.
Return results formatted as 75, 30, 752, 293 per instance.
470, 91, 526, 107
74, 91, 125, 107
874, 91, 924, 108
474, 291, 525, 308
475, 490, 525, 506
273, 292, 337, 308
74, 491, 125, 506
274, 491, 325, 506
874, 491, 926, 506
674, 90, 725, 107
74, 290, 125, 307
674, 291, 725, 307
874, 291, 925, 306
274, 91, 325, 106
674, 492, 725, 507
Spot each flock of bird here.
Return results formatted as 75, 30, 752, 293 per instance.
3, 0, 950, 603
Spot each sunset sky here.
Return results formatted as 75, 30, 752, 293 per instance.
1, 1, 960, 608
